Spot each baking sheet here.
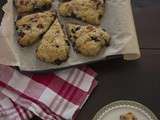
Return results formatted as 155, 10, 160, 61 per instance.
0, 0, 140, 71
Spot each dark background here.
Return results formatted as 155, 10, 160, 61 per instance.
0, 0, 160, 120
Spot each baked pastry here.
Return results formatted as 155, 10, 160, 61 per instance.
67, 23, 110, 57
36, 18, 70, 64
120, 112, 138, 120
59, 0, 105, 25
16, 11, 56, 47
14, 0, 53, 13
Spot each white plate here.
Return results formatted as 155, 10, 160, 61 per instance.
92, 100, 158, 120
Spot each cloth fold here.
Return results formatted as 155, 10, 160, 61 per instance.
0, 93, 33, 120
0, 65, 97, 120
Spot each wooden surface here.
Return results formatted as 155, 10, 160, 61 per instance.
0, 0, 160, 120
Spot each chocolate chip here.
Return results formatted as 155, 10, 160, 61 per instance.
22, 24, 31, 30
42, 4, 52, 10
75, 26, 80, 31
17, 40, 26, 47
91, 36, 100, 42
102, 28, 106, 31
105, 42, 110, 47
132, 117, 137, 120
120, 115, 126, 120
39, 34, 44, 38
20, 0, 29, 6
37, 24, 44, 29
19, 32, 25, 38
73, 35, 77, 39
55, 59, 63, 65
65, 40, 70, 46
16, 26, 19, 30
17, 15, 22, 20
69, 35, 72, 39
17, 29, 25, 38
98, 14, 102, 20
13, 0, 15, 6
61, 24, 64, 28
71, 28, 76, 33
56, 45, 59, 48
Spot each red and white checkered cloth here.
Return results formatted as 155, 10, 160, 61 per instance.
0, 65, 97, 120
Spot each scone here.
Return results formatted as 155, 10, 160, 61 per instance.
67, 23, 110, 57
16, 11, 56, 47
120, 112, 138, 120
36, 19, 70, 65
14, 0, 53, 13
59, 0, 105, 25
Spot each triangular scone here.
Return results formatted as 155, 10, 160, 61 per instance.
14, 0, 53, 13
36, 19, 70, 64
16, 11, 56, 47
67, 23, 110, 57
59, 0, 105, 25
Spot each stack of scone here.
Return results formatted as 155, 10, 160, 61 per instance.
15, 0, 111, 65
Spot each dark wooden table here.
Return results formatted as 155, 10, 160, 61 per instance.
0, 0, 160, 120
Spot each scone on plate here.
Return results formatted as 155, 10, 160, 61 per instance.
14, 0, 53, 13
59, 0, 105, 25
16, 11, 56, 47
36, 18, 70, 65
120, 112, 138, 120
67, 23, 110, 57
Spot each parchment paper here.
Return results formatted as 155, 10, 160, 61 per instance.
0, 0, 140, 71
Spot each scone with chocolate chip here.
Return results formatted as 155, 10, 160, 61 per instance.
120, 112, 138, 120
36, 19, 70, 65
14, 0, 53, 13
16, 11, 56, 47
67, 23, 110, 57
59, 0, 105, 25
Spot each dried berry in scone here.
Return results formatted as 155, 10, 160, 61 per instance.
36, 19, 70, 65
14, 0, 53, 13
67, 23, 110, 57
59, 0, 105, 25
120, 112, 138, 120
16, 11, 56, 47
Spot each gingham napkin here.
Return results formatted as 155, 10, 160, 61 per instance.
0, 65, 97, 120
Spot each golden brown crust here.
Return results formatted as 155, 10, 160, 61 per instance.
14, 0, 53, 13
36, 19, 70, 64
59, 0, 105, 25
16, 11, 56, 47
67, 23, 110, 56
